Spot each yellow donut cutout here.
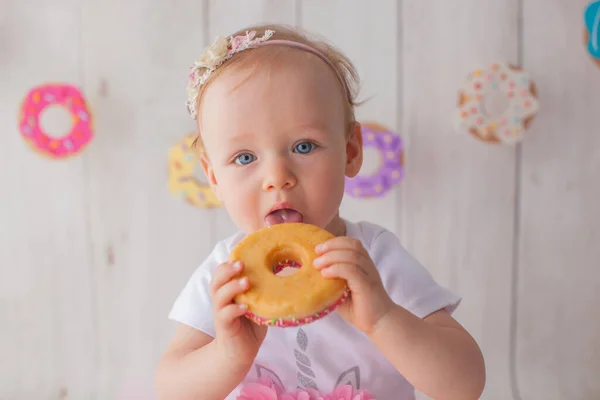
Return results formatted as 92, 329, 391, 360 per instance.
168, 134, 222, 209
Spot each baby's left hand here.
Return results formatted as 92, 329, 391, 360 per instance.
314, 237, 395, 334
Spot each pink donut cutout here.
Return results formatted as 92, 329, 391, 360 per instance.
19, 83, 93, 158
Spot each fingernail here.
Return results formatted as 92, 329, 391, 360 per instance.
233, 261, 242, 271
315, 244, 324, 253
313, 257, 323, 266
239, 304, 248, 310
239, 277, 248, 287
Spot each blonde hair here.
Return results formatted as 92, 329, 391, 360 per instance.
190, 24, 361, 151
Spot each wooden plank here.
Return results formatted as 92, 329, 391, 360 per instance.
401, 1, 519, 399
0, 0, 96, 398
80, 0, 210, 397
207, 0, 297, 240
516, 0, 600, 398
301, 0, 401, 235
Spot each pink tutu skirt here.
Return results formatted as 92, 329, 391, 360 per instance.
237, 377, 375, 400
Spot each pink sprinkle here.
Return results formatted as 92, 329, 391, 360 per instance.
245, 289, 350, 327
476, 117, 484, 125
509, 82, 516, 89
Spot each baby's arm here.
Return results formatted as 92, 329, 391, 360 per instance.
156, 324, 249, 400
157, 260, 266, 400
368, 307, 485, 400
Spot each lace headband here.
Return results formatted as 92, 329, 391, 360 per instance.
185, 29, 348, 120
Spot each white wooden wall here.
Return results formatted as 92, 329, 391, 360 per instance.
1, 0, 599, 399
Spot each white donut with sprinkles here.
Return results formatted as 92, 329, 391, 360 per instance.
455, 62, 540, 145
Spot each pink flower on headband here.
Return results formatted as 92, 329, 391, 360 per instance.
229, 31, 257, 55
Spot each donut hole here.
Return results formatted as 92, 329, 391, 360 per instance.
482, 90, 509, 118
267, 246, 305, 277
39, 105, 74, 139
359, 146, 382, 176
273, 259, 302, 276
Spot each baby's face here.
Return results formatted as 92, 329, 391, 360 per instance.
199, 50, 362, 235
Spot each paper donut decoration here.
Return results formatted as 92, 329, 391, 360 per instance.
344, 122, 404, 198
168, 134, 222, 208
455, 62, 540, 145
18, 83, 94, 158
585, 1, 600, 67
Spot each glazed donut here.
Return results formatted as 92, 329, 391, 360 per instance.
229, 223, 349, 327
344, 122, 404, 198
19, 83, 93, 158
168, 134, 222, 208
455, 62, 540, 145
585, 0, 600, 67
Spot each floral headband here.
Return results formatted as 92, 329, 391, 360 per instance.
185, 29, 347, 120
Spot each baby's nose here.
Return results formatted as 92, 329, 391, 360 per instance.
262, 162, 297, 191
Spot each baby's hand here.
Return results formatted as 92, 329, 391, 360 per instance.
210, 261, 267, 370
313, 237, 394, 334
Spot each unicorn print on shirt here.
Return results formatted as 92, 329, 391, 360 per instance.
254, 327, 362, 394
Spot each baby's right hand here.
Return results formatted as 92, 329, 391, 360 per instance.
210, 260, 267, 370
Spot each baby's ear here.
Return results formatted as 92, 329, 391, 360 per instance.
345, 121, 363, 178
199, 152, 221, 200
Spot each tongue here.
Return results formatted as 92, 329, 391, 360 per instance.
265, 209, 303, 227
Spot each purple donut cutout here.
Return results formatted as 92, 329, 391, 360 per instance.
344, 123, 405, 198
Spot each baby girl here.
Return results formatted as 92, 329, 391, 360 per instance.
156, 24, 486, 400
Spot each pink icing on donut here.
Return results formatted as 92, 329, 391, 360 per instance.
244, 288, 350, 328
19, 83, 93, 158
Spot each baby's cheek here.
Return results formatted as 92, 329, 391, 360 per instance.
313, 170, 345, 203
217, 171, 252, 204
223, 169, 254, 188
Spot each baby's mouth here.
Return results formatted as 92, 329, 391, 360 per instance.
264, 208, 304, 227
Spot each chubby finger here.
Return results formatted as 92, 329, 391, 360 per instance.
313, 249, 362, 270
213, 276, 250, 310
320, 262, 368, 283
217, 303, 249, 330
210, 261, 243, 295
315, 237, 366, 255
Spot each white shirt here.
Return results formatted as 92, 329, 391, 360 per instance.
169, 219, 461, 399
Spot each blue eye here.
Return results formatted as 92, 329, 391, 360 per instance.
294, 141, 317, 154
235, 153, 256, 165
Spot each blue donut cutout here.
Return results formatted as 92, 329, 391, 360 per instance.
585, 1, 600, 60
